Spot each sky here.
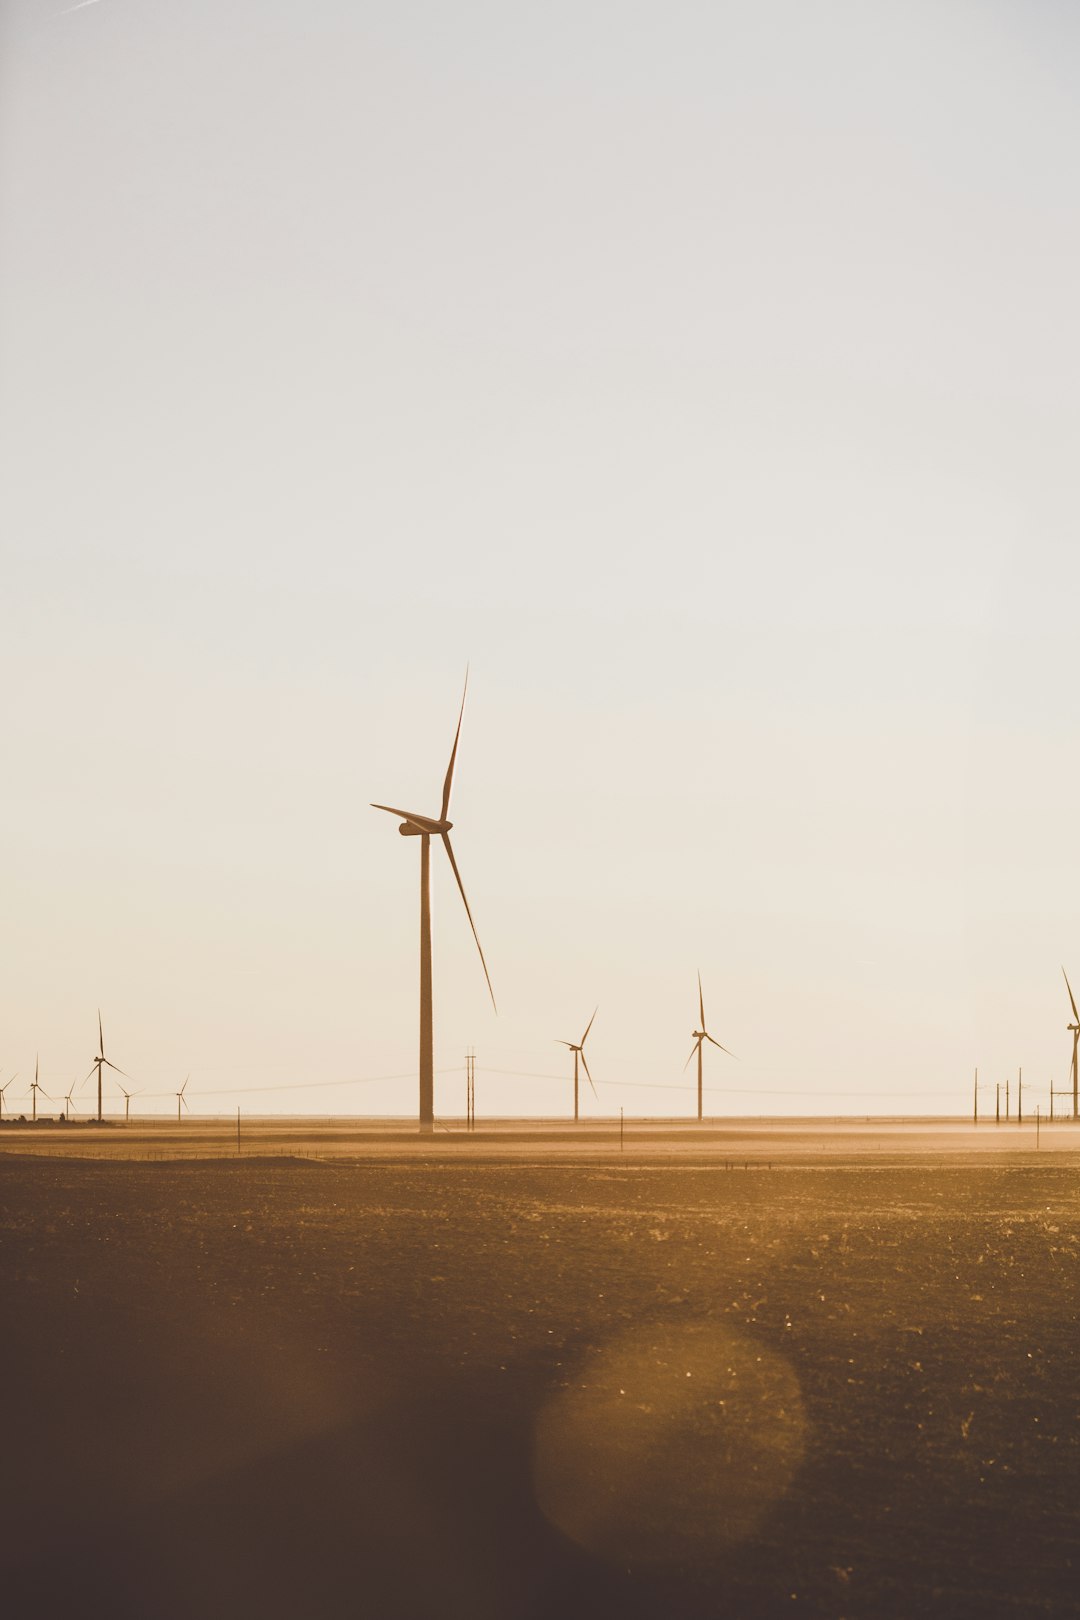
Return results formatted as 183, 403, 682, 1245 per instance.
1, 0, 1079, 1119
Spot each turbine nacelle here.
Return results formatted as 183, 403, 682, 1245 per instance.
400, 817, 452, 837
371, 804, 453, 837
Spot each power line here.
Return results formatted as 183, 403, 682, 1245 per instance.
109, 1067, 466, 1102
475, 1067, 910, 1098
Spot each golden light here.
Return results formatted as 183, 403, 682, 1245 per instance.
532, 1322, 807, 1567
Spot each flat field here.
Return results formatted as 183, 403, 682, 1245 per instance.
3, 1139, 1080, 1618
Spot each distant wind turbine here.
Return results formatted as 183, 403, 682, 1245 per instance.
371, 670, 496, 1134
175, 1076, 189, 1125
62, 1085, 80, 1120
0, 1074, 16, 1120
29, 1056, 51, 1122
558, 1008, 598, 1123
1063, 968, 1079, 1120
115, 1081, 139, 1125
84, 1011, 134, 1123
685, 972, 736, 1122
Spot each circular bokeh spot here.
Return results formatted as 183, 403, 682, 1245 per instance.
533, 1323, 806, 1567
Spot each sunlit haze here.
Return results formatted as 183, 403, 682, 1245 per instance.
2, 0, 1078, 1118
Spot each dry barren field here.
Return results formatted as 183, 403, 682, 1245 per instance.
3, 1135, 1080, 1618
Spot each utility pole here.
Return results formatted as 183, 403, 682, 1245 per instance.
1036, 1105, 1041, 1150
1017, 1067, 1023, 1126
1005, 1075, 1010, 1122
465, 1049, 476, 1132
996, 1083, 1000, 1124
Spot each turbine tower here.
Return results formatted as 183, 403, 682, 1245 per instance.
371, 671, 496, 1134
685, 972, 736, 1122
86, 1012, 134, 1124
558, 1007, 598, 1123
1064, 967, 1080, 1120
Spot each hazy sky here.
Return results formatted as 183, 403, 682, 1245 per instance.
2, 0, 1079, 1118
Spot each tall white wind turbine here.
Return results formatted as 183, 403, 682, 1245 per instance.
29, 1056, 51, 1123
1063, 967, 1079, 1120
558, 1007, 598, 1123
685, 972, 736, 1122
84, 1012, 135, 1124
371, 671, 496, 1134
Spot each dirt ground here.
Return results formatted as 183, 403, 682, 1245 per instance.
3, 1150, 1080, 1619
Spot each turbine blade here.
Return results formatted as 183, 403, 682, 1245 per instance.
698, 971, 705, 1028
580, 1050, 597, 1097
1064, 967, 1079, 1023
81, 1067, 97, 1087
705, 1033, 737, 1058
581, 1005, 598, 1047
102, 1059, 135, 1081
683, 1039, 701, 1072
371, 803, 442, 831
98, 1009, 104, 1059
440, 832, 497, 1011
440, 668, 469, 823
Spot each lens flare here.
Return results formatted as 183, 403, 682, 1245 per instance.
533, 1323, 807, 1567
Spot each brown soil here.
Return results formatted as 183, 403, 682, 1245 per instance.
2, 1155, 1079, 1618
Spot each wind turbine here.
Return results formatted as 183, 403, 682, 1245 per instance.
0, 1074, 16, 1120
558, 1008, 598, 1123
371, 670, 496, 1134
29, 1056, 51, 1123
1063, 968, 1080, 1120
85, 1012, 134, 1124
684, 972, 736, 1122
62, 1085, 80, 1121
115, 1081, 139, 1125
175, 1076, 189, 1125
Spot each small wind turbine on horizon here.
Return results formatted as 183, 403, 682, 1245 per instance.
685, 972, 736, 1122
1063, 967, 1079, 1120
62, 1085, 80, 1120
371, 670, 496, 1135
84, 1012, 135, 1124
175, 1076, 189, 1125
115, 1081, 139, 1125
29, 1057, 51, 1122
0, 1074, 16, 1119
558, 1007, 598, 1123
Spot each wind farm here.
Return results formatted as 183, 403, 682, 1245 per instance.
5, 0, 1080, 1614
